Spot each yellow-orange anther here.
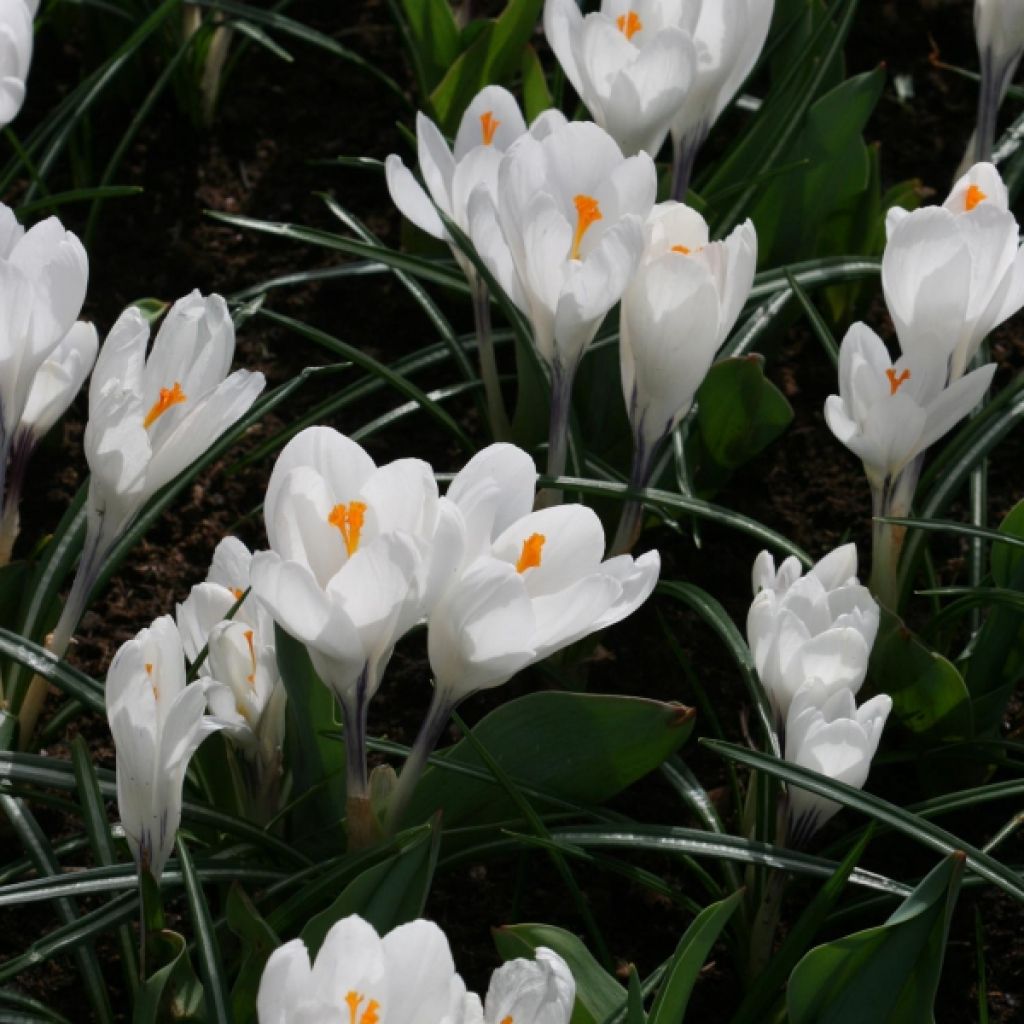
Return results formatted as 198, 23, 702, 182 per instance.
143, 382, 186, 429
965, 184, 987, 211
571, 194, 603, 259
616, 10, 642, 39
671, 244, 691, 255
328, 501, 367, 557
480, 110, 501, 145
500, 1018, 514, 1024
885, 368, 911, 394
244, 629, 256, 684
345, 992, 380, 1024
516, 533, 546, 573
231, 587, 244, 601
144, 663, 158, 701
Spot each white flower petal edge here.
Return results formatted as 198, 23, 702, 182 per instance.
482, 947, 575, 1024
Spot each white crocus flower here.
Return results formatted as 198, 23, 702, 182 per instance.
105, 616, 224, 880
669, 0, 775, 199
249, 427, 448, 840
543, 0, 696, 158
972, 0, 1024, 161
0, 321, 98, 565
746, 544, 879, 726
0, 0, 35, 128
257, 914, 474, 1024
613, 203, 756, 552
464, 947, 575, 1024
385, 85, 538, 439
386, 443, 659, 829
784, 680, 892, 846
882, 162, 1024, 381
468, 120, 655, 479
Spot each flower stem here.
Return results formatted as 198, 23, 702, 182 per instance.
670, 130, 704, 203
385, 687, 456, 835
868, 466, 918, 611
540, 362, 574, 508
340, 669, 379, 849
472, 275, 511, 441
610, 435, 657, 556
975, 49, 1001, 164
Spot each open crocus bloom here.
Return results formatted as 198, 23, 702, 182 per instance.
105, 616, 224, 880
784, 680, 892, 846
468, 947, 576, 1024
84, 291, 265, 549
257, 914, 475, 1024
543, 0, 696, 157
824, 322, 996, 491
621, 203, 757, 459
746, 545, 879, 725
0, 0, 35, 128
468, 119, 655, 375
882, 162, 1024, 380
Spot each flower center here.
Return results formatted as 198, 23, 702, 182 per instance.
480, 110, 501, 146
230, 587, 244, 601
616, 10, 642, 39
885, 368, 911, 394
516, 533, 546, 573
244, 629, 256, 685
328, 501, 367, 557
965, 184, 987, 211
345, 992, 380, 1024
143, 382, 187, 429
571, 194, 603, 259
671, 244, 691, 254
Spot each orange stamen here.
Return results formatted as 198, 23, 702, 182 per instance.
328, 501, 367, 557
144, 663, 158, 701
500, 1018, 513, 1024
616, 10, 642, 39
230, 587, 244, 601
244, 629, 256, 685
671, 244, 691, 254
965, 184, 987, 211
571, 194, 603, 259
516, 533, 546, 573
345, 993, 379, 1024
885, 368, 911, 394
143, 382, 186, 429
480, 110, 501, 146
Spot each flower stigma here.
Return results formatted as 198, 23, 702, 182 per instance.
516, 533, 546, 573
885, 368, 911, 394
480, 110, 501, 145
143, 382, 187, 429
328, 501, 367, 557
571, 195, 603, 259
671, 245, 691, 254
344, 991, 380, 1024
616, 10, 642, 39
965, 184, 987, 211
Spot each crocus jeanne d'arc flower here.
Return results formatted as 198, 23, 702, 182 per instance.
543, 0, 696, 158
469, 947, 576, 1024
824, 321, 996, 493
973, 0, 1024, 160
784, 679, 892, 846
746, 544, 879, 726
468, 119, 656, 478
105, 616, 224, 880
0, 0, 36, 128
669, 0, 775, 199
882, 162, 1024, 382
257, 914, 475, 1024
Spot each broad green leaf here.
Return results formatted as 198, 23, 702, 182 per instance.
228, 884, 281, 1019
991, 498, 1024, 587
133, 929, 206, 1024
398, 0, 460, 94
647, 889, 743, 1023
494, 923, 626, 1024
300, 821, 439, 954
402, 692, 695, 827
521, 43, 553, 121
687, 355, 793, 496
787, 852, 965, 1023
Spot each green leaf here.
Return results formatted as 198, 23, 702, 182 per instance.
0, 627, 105, 716
133, 929, 206, 1024
869, 608, 972, 750
227, 884, 280, 1019
428, 0, 543, 132
786, 852, 965, 1023
521, 44, 554, 121
274, 625, 347, 851
177, 838, 231, 1023
647, 889, 743, 1023
402, 692, 695, 828
494, 923, 626, 1024
991, 498, 1024, 587
300, 821, 439, 954
397, 0, 460, 93
626, 966, 647, 1024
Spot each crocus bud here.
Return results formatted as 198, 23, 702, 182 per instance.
257, 914, 474, 1024
475, 947, 575, 1024
0, 0, 35, 128
882, 162, 1024, 381
746, 545, 879, 725
620, 203, 757, 457
105, 616, 224, 880
824, 321, 996, 492
784, 680, 892, 846
973, 0, 1024, 159
543, 0, 696, 157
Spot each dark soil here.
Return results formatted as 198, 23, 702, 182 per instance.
2, 0, 1023, 1020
